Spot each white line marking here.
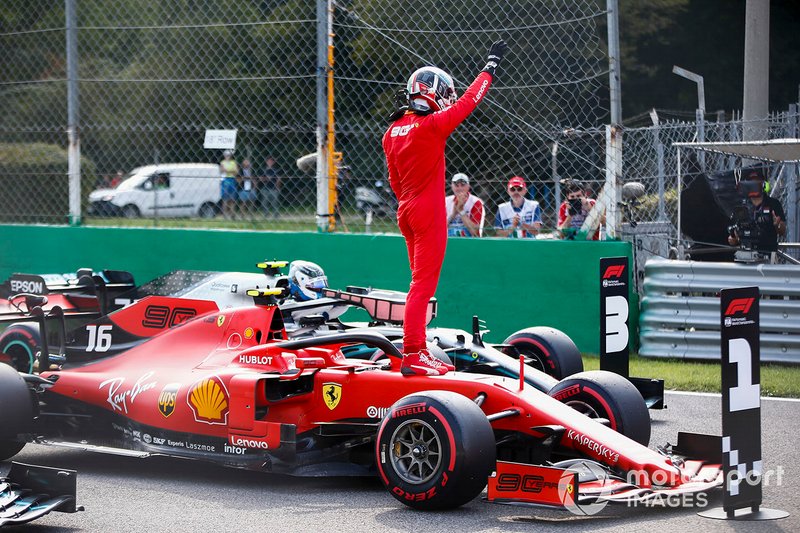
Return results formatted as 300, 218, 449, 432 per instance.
666, 390, 800, 402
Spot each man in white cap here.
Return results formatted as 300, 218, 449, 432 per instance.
445, 172, 485, 237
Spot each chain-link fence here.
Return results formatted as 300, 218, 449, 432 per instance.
1, 0, 610, 232
0, 0, 797, 255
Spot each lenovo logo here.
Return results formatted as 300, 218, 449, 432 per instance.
725, 298, 755, 316
602, 265, 625, 279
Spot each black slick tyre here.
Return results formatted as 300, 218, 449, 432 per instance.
0, 362, 33, 460
549, 370, 651, 446
503, 327, 583, 380
0, 323, 41, 373
376, 390, 495, 510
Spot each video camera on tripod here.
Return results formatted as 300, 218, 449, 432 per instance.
728, 202, 761, 251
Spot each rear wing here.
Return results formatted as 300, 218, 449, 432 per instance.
320, 286, 436, 325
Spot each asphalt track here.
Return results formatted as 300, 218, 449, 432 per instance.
3, 391, 798, 533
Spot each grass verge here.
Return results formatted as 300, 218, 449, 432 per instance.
582, 354, 800, 398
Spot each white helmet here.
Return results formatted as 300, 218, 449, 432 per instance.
406, 66, 457, 113
288, 261, 328, 301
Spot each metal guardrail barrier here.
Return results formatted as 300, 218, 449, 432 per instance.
640, 258, 800, 363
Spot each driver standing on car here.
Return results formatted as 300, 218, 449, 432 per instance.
382, 40, 508, 376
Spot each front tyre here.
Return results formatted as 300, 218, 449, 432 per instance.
549, 370, 651, 446
376, 391, 495, 510
122, 204, 140, 218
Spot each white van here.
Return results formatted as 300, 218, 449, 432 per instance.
88, 163, 222, 218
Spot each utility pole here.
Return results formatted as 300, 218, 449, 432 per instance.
606, 0, 622, 125
65, 0, 81, 225
742, 0, 770, 141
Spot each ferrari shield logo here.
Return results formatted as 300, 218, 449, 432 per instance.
217, 315, 225, 327
323, 383, 342, 410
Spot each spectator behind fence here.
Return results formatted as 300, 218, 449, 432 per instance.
557, 178, 601, 240
259, 156, 282, 219
238, 158, 257, 214
494, 176, 542, 238
445, 172, 485, 237
219, 149, 239, 219
110, 170, 123, 188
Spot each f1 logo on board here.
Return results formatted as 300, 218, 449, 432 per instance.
725, 298, 755, 316
602, 265, 625, 279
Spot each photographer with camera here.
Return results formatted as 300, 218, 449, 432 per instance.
727, 170, 786, 261
557, 178, 601, 240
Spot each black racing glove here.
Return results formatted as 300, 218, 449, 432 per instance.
386, 87, 409, 122
481, 39, 508, 77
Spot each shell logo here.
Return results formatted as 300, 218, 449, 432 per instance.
187, 376, 229, 425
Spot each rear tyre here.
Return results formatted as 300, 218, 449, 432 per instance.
549, 370, 651, 446
0, 324, 41, 373
122, 204, 140, 218
503, 327, 583, 380
376, 391, 495, 510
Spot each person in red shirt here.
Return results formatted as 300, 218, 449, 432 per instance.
445, 173, 485, 237
382, 40, 508, 376
557, 178, 602, 240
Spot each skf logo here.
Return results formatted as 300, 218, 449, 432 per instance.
323, 383, 342, 410
158, 383, 180, 418
217, 315, 225, 327
602, 265, 625, 279
725, 298, 755, 316
187, 376, 229, 425
390, 124, 417, 137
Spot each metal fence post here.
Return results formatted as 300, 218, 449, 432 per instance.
787, 103, 798, 243
649, 110, 666, 222
315, 0, 330, 232
676, 147, 683, 256
606, 0, 622, 125
605, 124, 622, 239
65, 0, 81, 226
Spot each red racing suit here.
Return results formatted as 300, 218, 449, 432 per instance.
382, 72, 492, 353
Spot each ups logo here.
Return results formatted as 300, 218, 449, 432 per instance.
158, 383, 181, 418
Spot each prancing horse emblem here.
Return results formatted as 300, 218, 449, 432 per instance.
323, 383, 342, 410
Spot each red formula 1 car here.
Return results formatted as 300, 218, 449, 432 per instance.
0, 289, 722, 511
